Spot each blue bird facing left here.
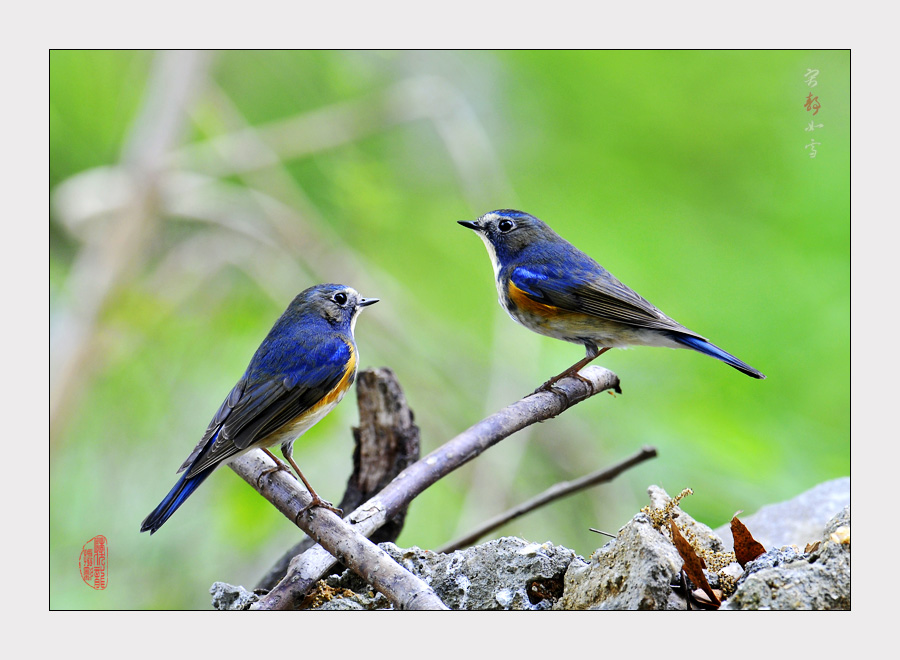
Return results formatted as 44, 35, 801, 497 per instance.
140, 284, 378, 535
459, 210, 765, 389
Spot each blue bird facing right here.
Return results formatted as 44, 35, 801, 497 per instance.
141, 283, 378, 535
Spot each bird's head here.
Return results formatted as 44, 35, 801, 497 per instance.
458, 209, 559, 274
294, 284, 379, 332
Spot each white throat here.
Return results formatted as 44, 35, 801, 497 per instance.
476, 231, 503, 280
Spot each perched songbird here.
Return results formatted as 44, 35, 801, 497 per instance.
459, 210, 765, 388
141, 284, 378, 534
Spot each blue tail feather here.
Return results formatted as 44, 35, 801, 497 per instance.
672, 334, 766, 379
141, 466, 214, 534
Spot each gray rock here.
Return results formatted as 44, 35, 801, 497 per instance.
210, 480, 849, 611
209, 581, 258, 610
554, 512, 684, 610
317, 537, 578, 610
824, 505, 851, 538
720, 506, 850, 610
314, 598, 367, 610
715, 477, 849, 551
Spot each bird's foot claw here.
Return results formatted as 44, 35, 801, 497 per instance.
572, 371, 595, 393
550, 384, 572, 406
531, 380, 571, 406
533, 377, 562, 395
296, 496, 343, 522
533, 369, 593, 400
256, 462, 290, 489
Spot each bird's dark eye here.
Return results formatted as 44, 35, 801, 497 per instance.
333, 292, 348, 305
498, 219, 515, 233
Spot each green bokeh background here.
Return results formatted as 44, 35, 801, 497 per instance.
50, 50, 849, 609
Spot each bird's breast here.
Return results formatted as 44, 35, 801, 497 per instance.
266, 344, 358, 450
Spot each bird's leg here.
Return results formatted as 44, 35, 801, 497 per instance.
534, 347, 611, 394
280, 447, 343, 518
257, 448, 293, 488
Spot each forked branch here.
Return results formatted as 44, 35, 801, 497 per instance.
246, 365, 620, 610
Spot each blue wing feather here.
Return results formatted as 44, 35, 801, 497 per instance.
148, 332, 353, 534
183, 336, 351, 477
507, 258, 699, 336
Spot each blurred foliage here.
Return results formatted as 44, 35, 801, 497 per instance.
50, 50, 849, 609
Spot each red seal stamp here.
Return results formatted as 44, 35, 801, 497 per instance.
79, 535, 108, 590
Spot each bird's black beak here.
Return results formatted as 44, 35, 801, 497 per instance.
359, 297, 379, 307
458, 220, 480, 231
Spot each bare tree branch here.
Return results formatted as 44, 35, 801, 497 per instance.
256, 368, 420, 591
228, 452, 447, 610
437, 445, 658, 553
253, 365, 620, 610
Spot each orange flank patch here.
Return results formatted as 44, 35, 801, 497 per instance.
270, 341, 358, 445
313, 341, 357, 413
507, 280, 580, 320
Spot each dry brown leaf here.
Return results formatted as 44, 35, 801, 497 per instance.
669, 519, 720, 607
731, 515, 767, 568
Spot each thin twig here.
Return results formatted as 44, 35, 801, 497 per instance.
437, 446, 658, 553
590, 529, 617, 538
253, 365, 620, 610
